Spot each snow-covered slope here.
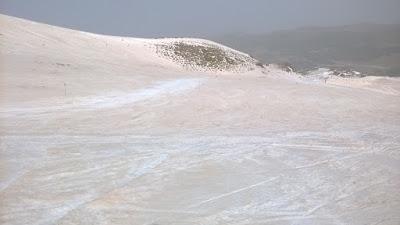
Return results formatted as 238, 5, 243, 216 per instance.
0, 14, 260, 75
1, 14, 400, 225
0, 13, 295, 107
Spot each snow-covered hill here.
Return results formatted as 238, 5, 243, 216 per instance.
0, 14, 262, 75
1, 14, 400, 225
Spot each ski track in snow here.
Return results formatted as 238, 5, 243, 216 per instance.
0, 78, 203, 117
1, 133, 399, 224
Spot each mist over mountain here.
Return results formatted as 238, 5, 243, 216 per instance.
217, 24, 400, 77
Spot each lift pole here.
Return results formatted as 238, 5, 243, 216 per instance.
64, 82, 67, 97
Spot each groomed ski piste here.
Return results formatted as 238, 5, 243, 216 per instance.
1, 14, 399, 225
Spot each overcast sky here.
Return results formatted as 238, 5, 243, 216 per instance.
1, 0, 400, 38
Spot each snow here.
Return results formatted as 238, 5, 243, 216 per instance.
1, 14, 400, 225
0, 78, 203, 116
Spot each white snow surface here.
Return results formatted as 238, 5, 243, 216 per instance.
1, 14, 400, 225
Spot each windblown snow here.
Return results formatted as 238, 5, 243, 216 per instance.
0, 14, 400, 225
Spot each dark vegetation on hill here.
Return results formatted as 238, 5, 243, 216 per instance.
156, 41, 257, 72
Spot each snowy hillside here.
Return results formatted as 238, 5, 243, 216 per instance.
154, 38, 259, 72
1, 14, 400, 225
0, 14, 261, 77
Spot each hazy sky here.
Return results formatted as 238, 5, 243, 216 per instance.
1, 0, 400, 37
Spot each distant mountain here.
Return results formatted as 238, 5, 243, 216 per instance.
216, 24, 400, 77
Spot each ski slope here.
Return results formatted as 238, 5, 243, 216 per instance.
0, 14, 399, 225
